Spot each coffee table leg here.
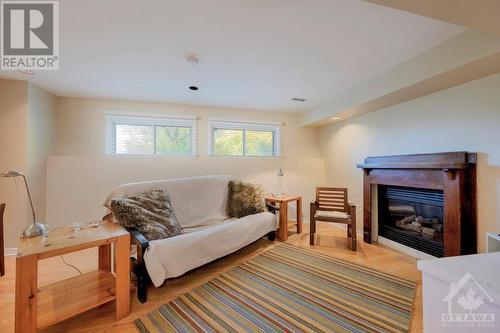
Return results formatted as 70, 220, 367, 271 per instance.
297, 197, 302, 234
115, 234, 130, 320
279, 202, 288, 241
15, 255, 37, 333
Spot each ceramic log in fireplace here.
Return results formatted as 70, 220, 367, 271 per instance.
357, 152, 477, 257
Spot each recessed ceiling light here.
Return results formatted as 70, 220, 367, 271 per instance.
291, 97, 307, 102
189, 86, 199, 91
331, 117, 340, 120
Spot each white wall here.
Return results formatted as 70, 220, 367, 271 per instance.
47, 98, 324, 227
319, 73, 500, 252
0, 80, 57, 248
27, 83, 57, 225
0, 80, 29, 248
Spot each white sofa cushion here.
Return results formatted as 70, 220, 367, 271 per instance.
144, 211, 277, 287
104, 175, 233, 228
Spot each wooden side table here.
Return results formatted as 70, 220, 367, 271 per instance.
265, 195, 302, 241
15, 221, 130, 333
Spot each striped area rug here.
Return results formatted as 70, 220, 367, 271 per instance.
135, 244, 416, 333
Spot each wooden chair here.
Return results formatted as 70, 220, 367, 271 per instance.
310, 187, 357, 251
1, 203, 5, 276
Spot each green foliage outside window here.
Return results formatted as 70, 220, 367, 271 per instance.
115, 124, 154, 154
213, 129, 274, 156
213, 129, 243, 156
115, 124, 191, 155
246, 130, 273, 156
156, 126, 191, 154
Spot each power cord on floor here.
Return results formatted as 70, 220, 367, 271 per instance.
61, 255, 83, 275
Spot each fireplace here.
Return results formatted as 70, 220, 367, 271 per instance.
378, 186, 444, 257
357, 152, 477, 257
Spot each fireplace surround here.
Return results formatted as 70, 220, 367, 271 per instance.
357, 152, 477, 257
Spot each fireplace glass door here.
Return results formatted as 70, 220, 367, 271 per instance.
378, 185, 444, 257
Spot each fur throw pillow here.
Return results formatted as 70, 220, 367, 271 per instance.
227, 181, 266, 218
110, 188, 181, 241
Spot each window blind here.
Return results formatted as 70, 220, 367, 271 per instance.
209, 120, 282, 157
105, 114, 197, 156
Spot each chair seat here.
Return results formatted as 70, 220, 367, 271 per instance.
315, 210, 351, 223
315, 210, 349, 219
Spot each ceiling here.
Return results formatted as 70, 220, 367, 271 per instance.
366, 0, 500, 36
0, 0, 463, 112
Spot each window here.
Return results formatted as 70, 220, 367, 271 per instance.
209, 120, 281, 157
105, 114, 197, 156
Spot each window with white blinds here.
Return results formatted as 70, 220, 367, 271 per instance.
105, 114, 197, 156
209, 120, 281, 157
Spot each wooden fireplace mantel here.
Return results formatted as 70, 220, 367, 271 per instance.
357, 151, 477, 172
357, 151, 477, 257
357, 162, 470, 171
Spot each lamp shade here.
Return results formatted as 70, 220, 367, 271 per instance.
1, 171, 23, 177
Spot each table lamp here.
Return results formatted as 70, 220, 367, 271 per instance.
1, 171, 47, 238
275, 168, 284, 197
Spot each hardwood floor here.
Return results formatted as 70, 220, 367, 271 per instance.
0, 223, 422, 332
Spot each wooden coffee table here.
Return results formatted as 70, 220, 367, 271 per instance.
15, 221, 130, 332
265, 195, 302, 241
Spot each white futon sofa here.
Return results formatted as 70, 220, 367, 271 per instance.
104, 175, 278, 302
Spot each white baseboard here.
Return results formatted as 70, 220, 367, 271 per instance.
5, 248, 17, 256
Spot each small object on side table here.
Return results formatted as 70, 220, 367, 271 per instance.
14, 221, 130, 333
265, 194, 302, 241
275, 168, 285, 197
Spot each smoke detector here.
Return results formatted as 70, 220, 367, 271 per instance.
186, 55, 199, 67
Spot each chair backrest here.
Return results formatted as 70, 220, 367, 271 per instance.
316, 187, 348, 212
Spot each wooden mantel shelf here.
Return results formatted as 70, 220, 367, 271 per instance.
356, 162, 470, 170
357, 151, 477, 172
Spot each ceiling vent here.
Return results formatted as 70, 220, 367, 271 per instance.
291, 97, 307, 102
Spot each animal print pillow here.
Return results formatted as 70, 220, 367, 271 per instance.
110, 188, 181, 241
227, 181, 266, 218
